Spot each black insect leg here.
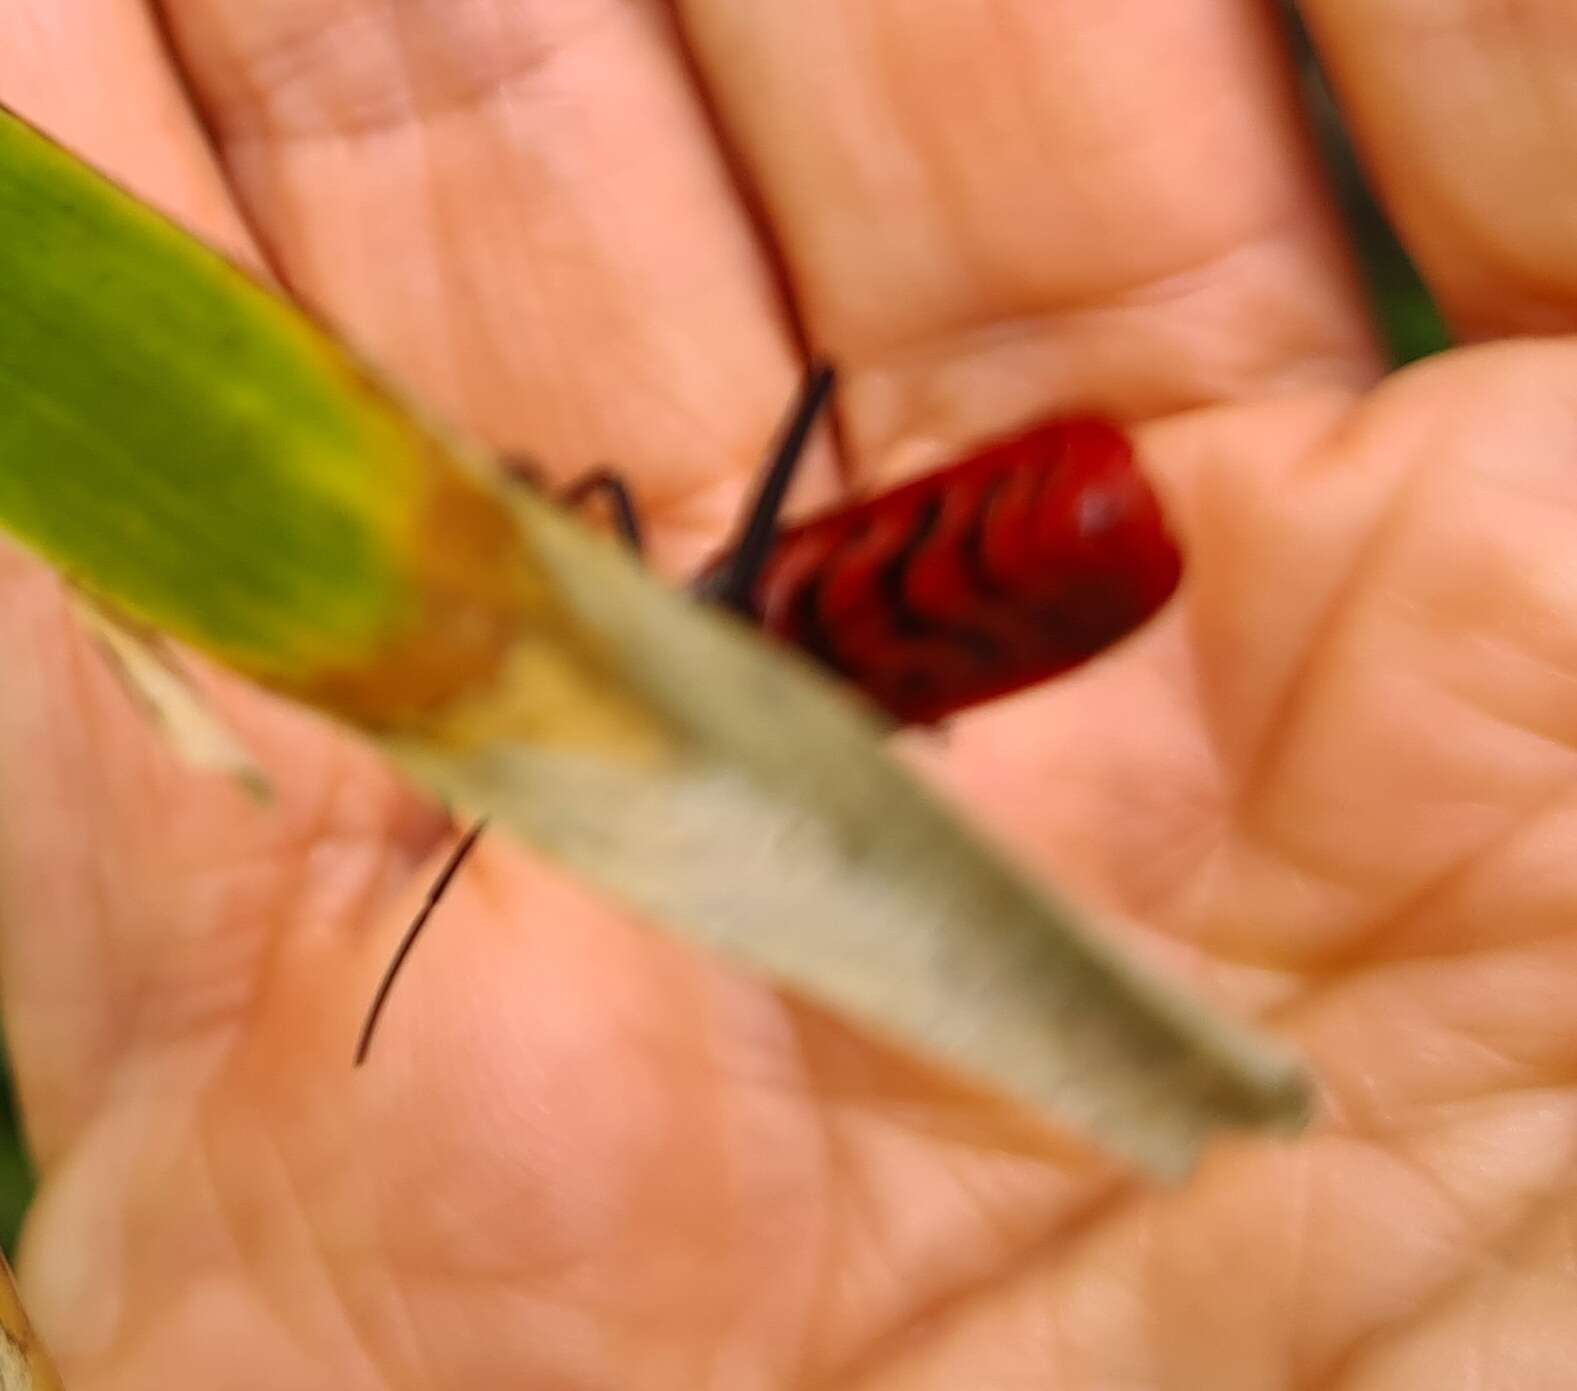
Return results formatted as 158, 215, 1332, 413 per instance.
697, 361, 836, 613
353, 819, 489, 1067
498, 455, 646, 555
561, 469, 645, 554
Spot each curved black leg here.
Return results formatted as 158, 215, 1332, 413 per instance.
503, 357, 835, 579
498, 455, 645, 555
353, 819, 489, 1067
561, 469, 644, 553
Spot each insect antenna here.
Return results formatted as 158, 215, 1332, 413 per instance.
703, 361, 836, 613
354, 818, 490, 1067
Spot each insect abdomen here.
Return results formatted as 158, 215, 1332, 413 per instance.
708, 417, 1183, 724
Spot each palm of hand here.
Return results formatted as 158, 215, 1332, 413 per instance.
1, 4, 1574, 1388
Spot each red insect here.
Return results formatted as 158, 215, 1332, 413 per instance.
694, 412, 1180, 724
528, 366, 1183, 723
353, 365, 1183, 1063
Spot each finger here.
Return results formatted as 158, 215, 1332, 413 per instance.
155, 0, 841, 571
0, 6, 447, 1161
1301, 0, 1577, 339
678, 0, 1383, 480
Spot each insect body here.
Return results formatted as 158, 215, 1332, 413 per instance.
692, 413, 1181, 723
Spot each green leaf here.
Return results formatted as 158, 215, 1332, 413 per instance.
0, 103, 638, 743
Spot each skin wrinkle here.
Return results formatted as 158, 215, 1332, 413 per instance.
1409, 1003, 1566, 1119
468, 102, 578, 468
385, 0, 473, 453
223, 1003, 465, 1385
1262, 878, 1577, 1109
1273, 1136, 1504, 1391
859, 7, 981, 336
110, 806, 271, 1060
1274, 1076, 1577, 1380
1322, 1174, 1577, 1391
845, 199, 1368, 398
1229, 446, 1417, 826
1173, 400, 1564, 958
1370, 1135, 1482, 1258
818, 1175, 1134, 1391
1295, 983, 1577, 1135
804, 1061, 869, 1378
1260, 766, 1574, 984
834, 1138, 926, 1346
1223, 815, 1372, 956
182, 1140, 267, 1355
979, 3, 1060, 209
476, 95, 637, 487
1404, 1077, 1577, 1131
823, 1131, 925, 1386
164, 801, 451, 1368
1174, 415, 1376, 761
246, 1121, 395, 1388
370, 1229, 466, 1391
169, 0, 619, 144
1186, 404, 1577, 976
377, 1261, 432, 1391
789, 1014, 868, 1387
924, 1138, 1047, 1261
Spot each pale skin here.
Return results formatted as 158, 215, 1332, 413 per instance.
1, 1, 1575, 1386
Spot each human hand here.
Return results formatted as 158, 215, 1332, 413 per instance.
1, 3, 1574, 1386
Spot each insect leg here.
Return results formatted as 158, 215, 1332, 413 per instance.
497, 455, 645, 555
698, 361, 836, 613
353, 819, 489, 1067
561, 469, 645, 553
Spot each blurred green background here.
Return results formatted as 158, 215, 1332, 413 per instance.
1289, 11, 1451, 366
0, 18, 1450, 1260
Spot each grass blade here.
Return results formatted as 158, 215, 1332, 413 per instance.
0, 103, 1312, 1177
